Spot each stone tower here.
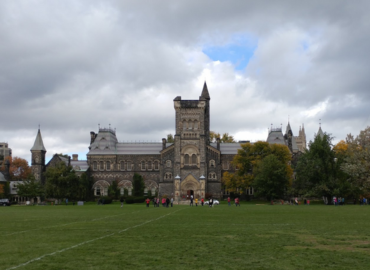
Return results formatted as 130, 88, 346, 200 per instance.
30, 129, 47, 183
172, 82, 211, 200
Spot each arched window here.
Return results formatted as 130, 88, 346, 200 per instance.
106, 161, 111, 171
184, 154, 189, 165
194, 121, 198, 130
141, 161, 146, 170
183, 120, 187, 130
93, 161, 97, 171
166, 160, 172, 167
154, 161, 159, 170
99, 161, 104, 171
127, 161, 132, 171
120, 161, 125, 171
147, 161, 152, 170
96, 186, 101, 196
210, 160, 215, 168
192, 154, 197, 165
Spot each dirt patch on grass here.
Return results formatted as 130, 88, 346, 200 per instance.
285, 233, 370, 254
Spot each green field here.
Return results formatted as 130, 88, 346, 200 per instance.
1, 203, 370, 270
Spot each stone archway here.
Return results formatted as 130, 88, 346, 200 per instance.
181, 174, 201, 199
118, 180, 133, 196
93, 180, 110, 196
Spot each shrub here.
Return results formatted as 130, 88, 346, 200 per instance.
124, 196, 146, 204
99, 196, 112, 204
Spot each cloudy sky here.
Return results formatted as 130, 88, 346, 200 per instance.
1, 0, 370, 163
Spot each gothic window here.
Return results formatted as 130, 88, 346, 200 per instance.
194, 121, 198, 130
183, 120, 187, 130
106, 161, 111, 171
147, 161, 152, 170
93, 161, 97, 171
188, 121, 193, 130
141, 161, 146, 170
120, 161, 125, 171
96, 186, 101, 196
127, 161, 132, 171
192, 154, 197, 165
165, 173, 172, 179
166, 160, 172, 167
210, 160, 215, 168
184, 154, 189, 165
154, 160, 159, 170
99, 161, 104, 171
120, 188, 124, 195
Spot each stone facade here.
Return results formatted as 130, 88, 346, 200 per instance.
86, 83, 238, 200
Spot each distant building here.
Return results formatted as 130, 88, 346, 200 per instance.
0, 142, 12, 167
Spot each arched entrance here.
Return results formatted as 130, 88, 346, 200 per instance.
181, 174, 200, 199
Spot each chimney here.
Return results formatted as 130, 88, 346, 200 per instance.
90, 132, 96, 145
72, 154, 78, 161
162, 138, 167, 150
216, 138, 220, 151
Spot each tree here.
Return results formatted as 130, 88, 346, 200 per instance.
108, 179, 120, 199
253, 154, 290, 200
210, 131, 236, 143
17, 177, 44, 199
295, 133, 344, 203
1, 156, 32, 181
132, 173, 144, 196
223, 141, 292, 195
167, 134, 174, 143
77, 172, 94, 201
44, 162, 79, 200
341, 126, 370, 198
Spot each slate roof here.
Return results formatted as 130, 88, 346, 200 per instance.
210, 143, 243, 154
31, 129, 46, 151
88, 142, 173, 155
200, 82, 210, 100
267, 130, 286, 145
317, 126, 325, 139
71, 160, 89, 172
0, 172, 6, 182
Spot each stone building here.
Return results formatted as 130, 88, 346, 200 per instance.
86, 83, 243, 200
29, 83, 307, 200
0, 142, 12, 167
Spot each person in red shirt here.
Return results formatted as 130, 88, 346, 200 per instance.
227, 197, 231, 206
146, 198, 150, 207
201, 198, 204, 206
235, 197, 240, 207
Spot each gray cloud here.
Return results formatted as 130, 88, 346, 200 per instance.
1, 0, 370, 162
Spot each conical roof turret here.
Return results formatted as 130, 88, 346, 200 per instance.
31, 129, 46, 151
200, 82, 210, 100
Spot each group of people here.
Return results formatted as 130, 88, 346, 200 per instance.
227, 197, 240, 206
333, 197, 345, 206
146, 197, 174, 208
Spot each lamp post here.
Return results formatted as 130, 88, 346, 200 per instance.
175, 175, 181, 204
199, 175, 205, 199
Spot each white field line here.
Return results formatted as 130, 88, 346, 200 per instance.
5, 208, 184, 270
3, 210, 143, 237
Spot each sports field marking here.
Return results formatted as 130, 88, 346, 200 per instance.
5, 208, 184, 270
3, 209, 144, 237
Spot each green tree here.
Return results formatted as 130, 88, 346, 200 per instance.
253, 154, 290, 200
132, 173, 144, 196
295, 133, 343, 203
17, 177, 44, 199
108, 179, 120, 199
223, 141, 292, 195
44, 163, 79, 200
341, 126, 370, 198
78, 172, 94, 201
167, 134, 174, 143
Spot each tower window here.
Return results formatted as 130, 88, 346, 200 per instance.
192, 154, 197, 165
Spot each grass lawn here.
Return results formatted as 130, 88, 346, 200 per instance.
1, 202, 370, 270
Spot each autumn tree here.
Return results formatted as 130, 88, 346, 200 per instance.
210, 131, 235, 143
223, 141, 292, 196
1, 156, 32, 181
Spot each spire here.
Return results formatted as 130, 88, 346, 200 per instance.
31, 129, 46, 151
200, 81, 210, 100
285, 121, 292, 135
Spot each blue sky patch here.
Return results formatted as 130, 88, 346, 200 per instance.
203, 34, 257, 70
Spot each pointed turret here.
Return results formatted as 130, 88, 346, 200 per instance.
285, 122, 292, 135
317, 126, 325, 139
200, 81, 210, 100
31, 129, 46, 151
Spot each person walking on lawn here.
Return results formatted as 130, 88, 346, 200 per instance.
201, 198, 204, 206
120, 197, 124, 208
228, 197, 231, 206
146, 198, 150, 207
195, 198, 198, 206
